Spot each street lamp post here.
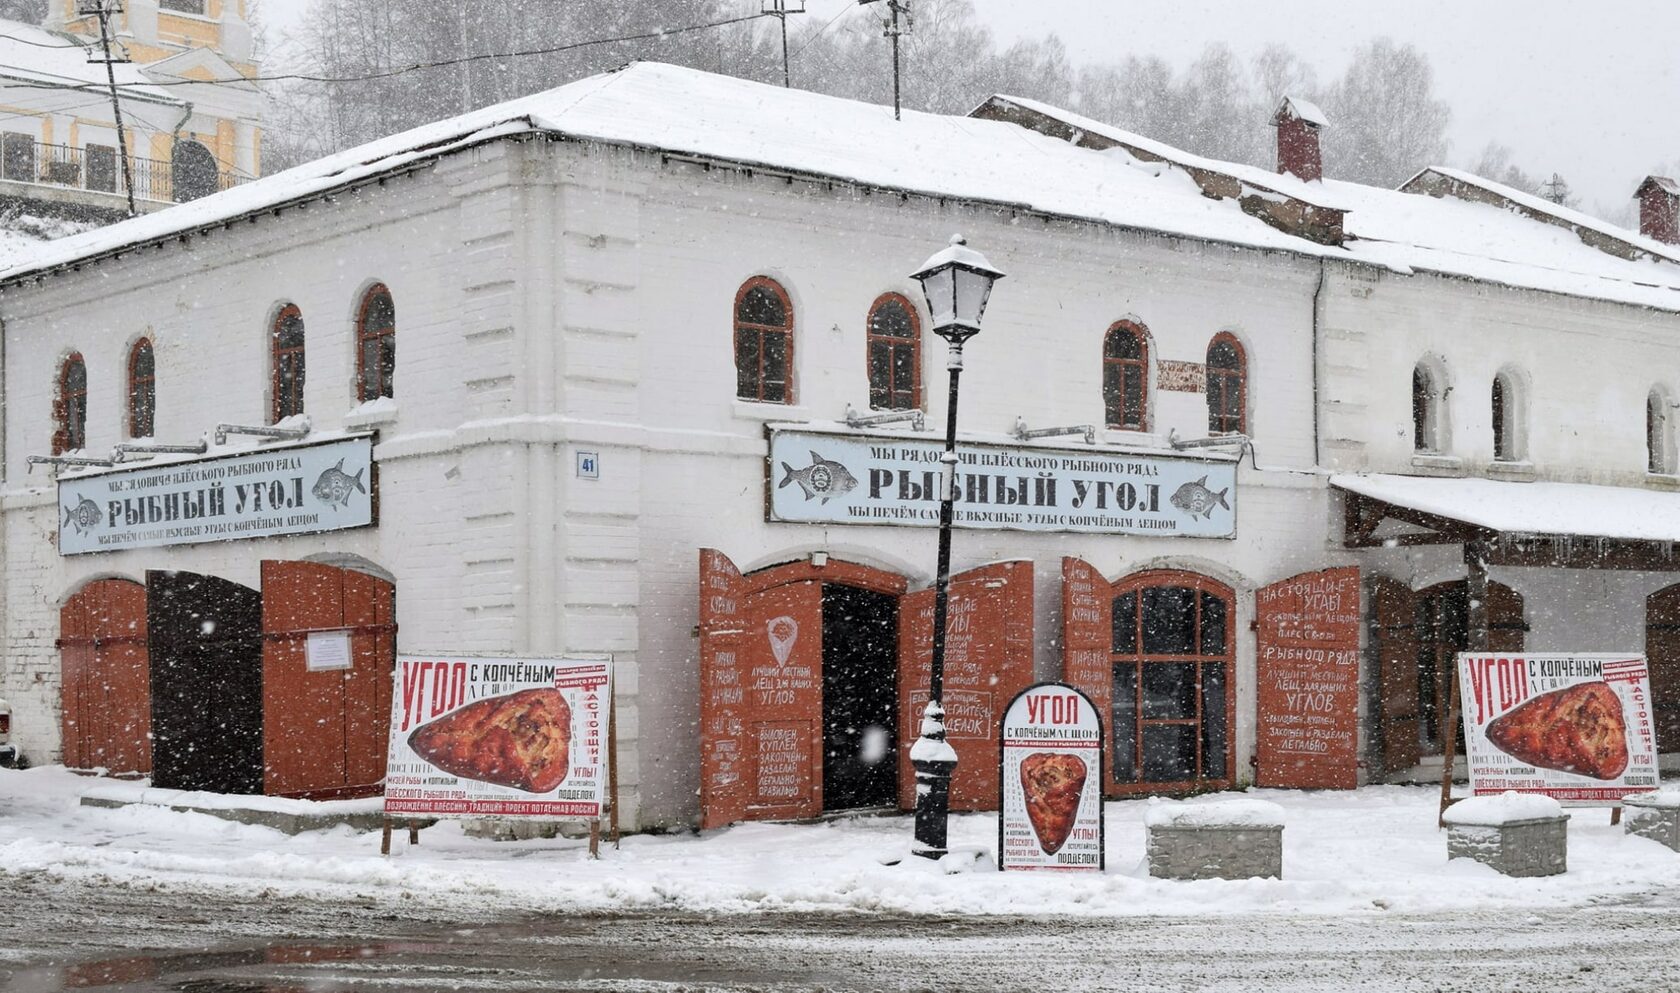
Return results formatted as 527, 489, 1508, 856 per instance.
908, 235, 1005, 860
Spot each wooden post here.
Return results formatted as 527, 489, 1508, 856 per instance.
609, 693, 621, 848
589, 819, 601, 860
380, 817, 393, 856
408, 820, 420, 846
1441, 540, 1491, 827
1611, 806, 1622, 826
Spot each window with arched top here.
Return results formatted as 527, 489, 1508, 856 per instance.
866, 293, 921, 411
1412, 361, 1447, 453
1650, 389, 1674, 475
1103, 321, 1149, 431
734, 277, 794, 404
1205, 333, 1246, 435
356, 285, 396, 403
1492, 369, 1525, 462
54, 352, 87, 454
271, 304, 305, 423
127, 338, 154, 439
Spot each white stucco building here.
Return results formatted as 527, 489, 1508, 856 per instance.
2, 63, 1678, 828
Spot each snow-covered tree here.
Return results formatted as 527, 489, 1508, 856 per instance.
1319, 38, 1450, 187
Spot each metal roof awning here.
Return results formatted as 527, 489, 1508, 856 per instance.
1332, 473, 1680, 570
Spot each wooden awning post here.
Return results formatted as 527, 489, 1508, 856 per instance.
1440, 540, 1491, 825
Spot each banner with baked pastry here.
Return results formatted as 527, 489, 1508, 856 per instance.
1457, 653, 1658, 805
384, 655, 612, 819
999, 683, 1105, 871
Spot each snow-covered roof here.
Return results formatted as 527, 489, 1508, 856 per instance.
5, 61, 1680, 316
1331, 473, 1680, 544
0, 18, 176, 103
1638, 175, 1680, 198
1275, 96, 1328, 129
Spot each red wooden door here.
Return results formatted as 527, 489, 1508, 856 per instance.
1255, 567, 1360, 789
1370, 575, 1421, 774
58, 579, 150, 775
699, 549, 750, 829
1060, 557, 1115, 793
1647, 585, 1680, 754
896, 561, 1034, 811
740, 580, 825, 819
261, 560, 395, 798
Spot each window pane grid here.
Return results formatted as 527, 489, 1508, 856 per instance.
736, 278, 794, 404
128, 340, 155, 438
1103, 324, 1148, 430
867, 295, 919, 410
356, 287, 395, 403
1111, 576, 1232, 789
271, 307, 305, 422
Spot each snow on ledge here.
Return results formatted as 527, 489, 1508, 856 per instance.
1442, 792, 1566, 827
1623, 788, 1680, 810
1144, 797, 1286, 829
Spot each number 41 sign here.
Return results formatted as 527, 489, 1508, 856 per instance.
998, 683, 1105, 871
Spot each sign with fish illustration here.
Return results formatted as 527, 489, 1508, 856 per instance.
768, 430, 1236, 538
56, 436, 375, 555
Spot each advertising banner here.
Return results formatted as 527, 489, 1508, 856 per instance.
999, 683, 1105, 871
385, 655, 612, 819
1457, 653, 1659, 805
57, 436, 375, 555
1255, 567, 1361, 789
769, 429, 1235, 538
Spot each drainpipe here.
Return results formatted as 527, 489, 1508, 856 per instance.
1311, 258, 1327, 469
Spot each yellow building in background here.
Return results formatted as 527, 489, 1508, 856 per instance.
0, 0, 261, 217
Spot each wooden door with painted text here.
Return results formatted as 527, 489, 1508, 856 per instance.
1060, 557, 1116, 792
58, 579, 151, 775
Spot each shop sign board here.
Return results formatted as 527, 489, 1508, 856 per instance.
1456, 653, 1659, 806
1255, 567, 1361, 789
385, 655, 612, 819
57, 436, 375, 555
769, 430, 1235, 538
999, 683, 1105, 871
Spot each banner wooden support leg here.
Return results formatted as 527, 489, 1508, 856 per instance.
589, 819, 601, 860
380, 817, 393, 856
609, 694, 622, 848
1611, 806, 1622, 826
408, 820, 420, 846
1442, 540, 1490, 828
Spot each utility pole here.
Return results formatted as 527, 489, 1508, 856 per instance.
761, 0, 806, 88
858, 0, 911, 120
81, 0, 136, 217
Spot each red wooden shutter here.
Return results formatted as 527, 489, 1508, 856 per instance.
896, 561, 1034, 811
1370, 574, 1421, 774
262, 561, 349, 796
58, 580, 150, 775
343, 568, 396, 790
1255, 567, 1360, 789
699, 549, 750, 829
1060, 557, 1115, 794
739, 579, 825, 819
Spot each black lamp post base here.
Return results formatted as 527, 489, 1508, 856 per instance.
910, 754, 958, 859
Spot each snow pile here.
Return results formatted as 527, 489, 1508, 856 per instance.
1443, 792, 1567, 827
0, 210, 99, 271
6, 767, 1680, 919
1624, 788, 1680, 810
1144, 797, 1286, 829
81, 781, 384, 816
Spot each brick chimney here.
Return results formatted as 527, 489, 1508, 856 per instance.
1636, 176, 1680, 244
1272, 96, 1327, 183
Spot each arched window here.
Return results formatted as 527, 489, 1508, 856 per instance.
1109, 570, 1234, 791
1492, 369, 1524, 462
271, 304, 305, 422
1412, 361, 1444, 453
127, 338, 154, 438
866, 293, 920, 410
734, 277, 793, 404
1206, 333, 1246, 435
1650, 389, 1673, 474
356, 285, 396, 402
1103, 321, 1149, 431
54, 352, 87, 455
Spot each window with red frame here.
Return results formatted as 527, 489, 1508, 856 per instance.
55, 352, 87, 454
128, 338, 155, 438
734, 277, 793, 404
356, 285, 395, 402
271, 305, 305, 422
867, 293, 920, 410
1103, 321, 1149, 430
1206, 334, 1246, 435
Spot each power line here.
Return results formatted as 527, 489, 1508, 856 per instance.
6, 10, 777, 94
790, 2, 856, 61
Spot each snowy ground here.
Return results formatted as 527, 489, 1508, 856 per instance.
4, 766, 1679, 920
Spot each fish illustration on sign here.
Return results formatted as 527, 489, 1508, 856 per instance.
61, 497, 102, 534
1170, 476, 1230, 519
312, 459, 367, 509
778, 451, 859, 504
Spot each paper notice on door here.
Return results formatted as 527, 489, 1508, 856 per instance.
306, 629, 353, 671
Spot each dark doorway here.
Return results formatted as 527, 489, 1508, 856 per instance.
821, 584, 898, 810
1645, 585, 1680, 753
148, 570, 264, 794
171, 139, 218, 202
1415, 581, 1526, 757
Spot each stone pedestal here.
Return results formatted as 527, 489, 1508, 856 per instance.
1623, 790, 1680, 853
1444, 793, 1568, 877
1145, 799, 1285, 880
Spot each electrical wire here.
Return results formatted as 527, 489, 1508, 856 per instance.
790, 2, 856, 60
3, 10, 777, 94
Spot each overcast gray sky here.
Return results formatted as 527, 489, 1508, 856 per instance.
259, 0, 1678, 221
